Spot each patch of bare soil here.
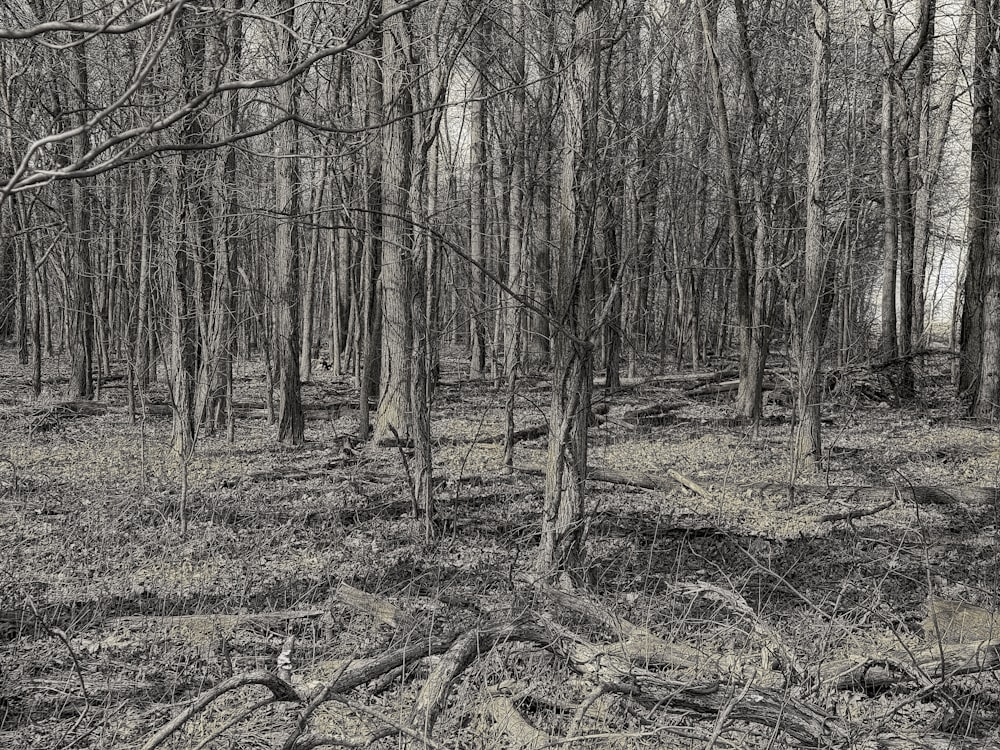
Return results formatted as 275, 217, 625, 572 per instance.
2, 351, 1000, 749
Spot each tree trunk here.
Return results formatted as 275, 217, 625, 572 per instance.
373, 0, 415, 444
273, 0, 304, 446
504, 0, 527, 466
971, 0, 1000, 419
732, 0, 774, 422
697, 0, 751, 403
961, 0, 993, 401
879, 62, 899, 361
539, 0, 601, 585
910, 3, 936, 351
357, 32, 382, 441
792, 0, 831, 473
169, 11, 212, 461
300, 159, 327, 383
468, 25, 489, 379
195, 0, 241, 437
65, 0, 94, 400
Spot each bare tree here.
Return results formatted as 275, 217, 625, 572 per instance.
372, 0, 416, 445
539, 0, 603, 584
962, 0, 1000, 419
792, 0, 832, 472
273, 0, 304, 446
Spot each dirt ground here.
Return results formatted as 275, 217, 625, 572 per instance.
2, 349, 999, 749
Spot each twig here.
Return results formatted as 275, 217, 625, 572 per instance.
815, 500, 894, 523
666, 469, 712, 498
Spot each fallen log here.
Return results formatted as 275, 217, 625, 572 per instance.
515, 464, 671, 492
600, 368, 740, 389
625, 400, 687, 421
821, 638, 1000, 692
484, 689, 552, 749
751, 483, 1000, 507
685, 378, 740, 396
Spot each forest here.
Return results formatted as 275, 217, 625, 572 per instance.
2, 0, 1000, 747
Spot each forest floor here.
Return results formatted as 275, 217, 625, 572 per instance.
1, 348, 1000, 749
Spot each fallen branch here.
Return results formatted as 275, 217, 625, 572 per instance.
140, 671, 299, 750
751, 484, 1000, 507
821, 638, 1000, 691
525, 578, 707, 671
601, 369, 740, 389
625, 400, 687, 424
815, 500, 896, 523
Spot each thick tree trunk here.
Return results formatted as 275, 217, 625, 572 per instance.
274, 0, 304, 446
540, 0, 601, 585
910, 5, 935, 351
169, 13, 212, 461
373, 1, 414, 444
975, 268, 1000, 420
962, 0, 993, 400
972, 1, 1000, 420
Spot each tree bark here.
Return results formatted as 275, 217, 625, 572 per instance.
357, 31, 382, 442
273, 0, 304, 446
539, 0, 601, 584
503, 0, 527, 466
962, 0, 998, 412
879, 18, 899, 362
65, 0, 94, 400
467, 22, 489, 379
792, 0, 832, 472
373, 0, 415, 444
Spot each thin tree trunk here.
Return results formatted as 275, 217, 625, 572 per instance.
879, 59, 899, 361
732, 0, 774, 422
504, 0, 527, 466
300, 159, 327, 382
65, 0, 94, 399
792, 0, 832, 473
357, 33, 382, 441
468, 26, 489, 379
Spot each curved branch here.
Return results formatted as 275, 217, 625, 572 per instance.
0, 0, 185, 40
139, 670, 300, 750
1, 0, 432, 199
